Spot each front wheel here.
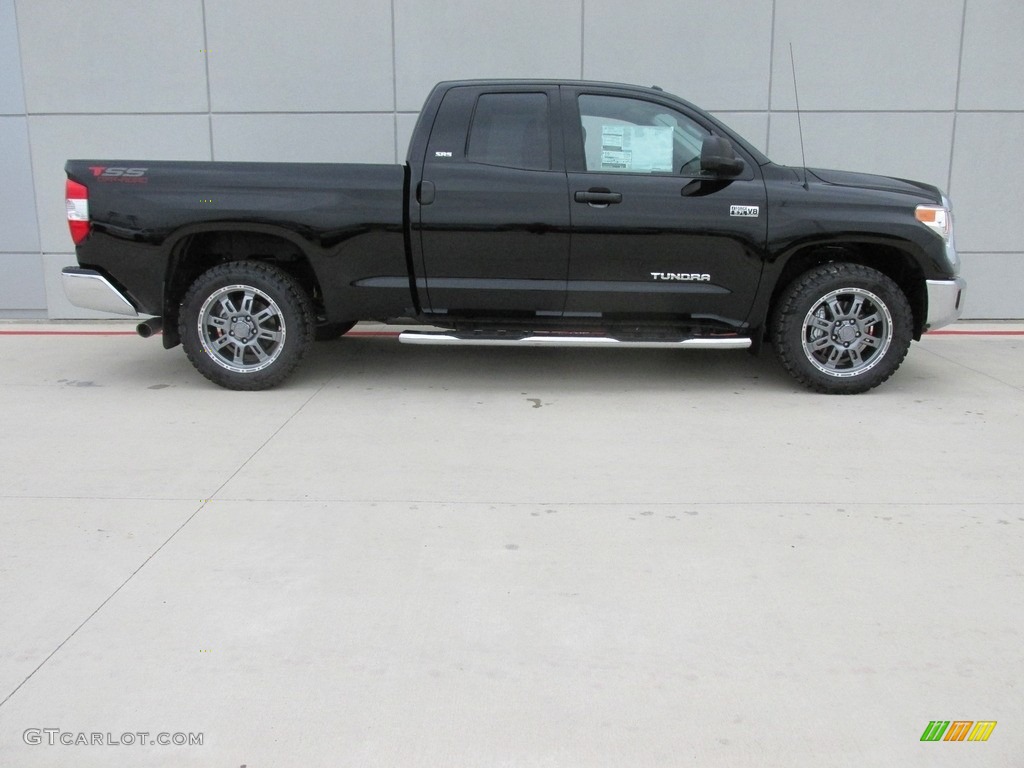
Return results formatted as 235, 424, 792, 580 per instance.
771, 263, 913, 394
179, 261, 314, 390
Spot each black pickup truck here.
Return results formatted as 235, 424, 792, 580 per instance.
63, 79, 965, 393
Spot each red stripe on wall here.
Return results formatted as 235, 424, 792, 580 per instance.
926, 330, 1024, 336
0, 329, 405, 337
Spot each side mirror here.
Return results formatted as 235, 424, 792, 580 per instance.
700, 135, 744, 177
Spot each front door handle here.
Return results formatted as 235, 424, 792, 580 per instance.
574, 189, 622, 206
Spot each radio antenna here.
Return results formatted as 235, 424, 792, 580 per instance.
789, 43, 810, 190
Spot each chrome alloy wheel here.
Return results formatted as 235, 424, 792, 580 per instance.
197, 284, 287, 373
801, 287, 893, 378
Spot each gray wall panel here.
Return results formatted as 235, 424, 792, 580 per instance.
958, 253, 1024, 319
396, 113, 420, 163
949, 112, 1024, 252
958, 1, 1024, 110
770, 0, 963, 111
0, 252, 45, 309
0, 0, 25, 113
768, 112, 953, 192
16, 0, 208, 113
213, 114, 396, 164
585, 0, 773, 111
710, 112, 769, 154
206, 0, 394, 112
394, 0, 581, 112
0, 117, 40, 251
30, 115, 212, 254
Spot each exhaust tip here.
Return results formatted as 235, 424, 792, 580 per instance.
136, 317, 163, 338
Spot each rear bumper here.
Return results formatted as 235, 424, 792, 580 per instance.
61, 267, 138, 317
925, 277, 966, 331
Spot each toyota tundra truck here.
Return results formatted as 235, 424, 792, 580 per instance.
62, 79, 965, 393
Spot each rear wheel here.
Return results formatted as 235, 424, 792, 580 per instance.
179, 261, 314, 390
772, 262, 913, 394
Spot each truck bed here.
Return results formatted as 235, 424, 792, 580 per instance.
65, 160, 411, 322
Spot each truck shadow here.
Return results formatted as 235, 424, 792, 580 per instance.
299, 335, 797, 394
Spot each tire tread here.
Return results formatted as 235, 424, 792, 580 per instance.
179, 261, 314, 390
771, 262, 913, 394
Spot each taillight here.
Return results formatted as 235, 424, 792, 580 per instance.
66, 179, 91, 244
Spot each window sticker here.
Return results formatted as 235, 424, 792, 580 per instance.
600, 125, 673, 172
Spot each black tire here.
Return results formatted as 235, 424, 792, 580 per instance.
314, 321, 357, 341
179, 261, 314, 390
771, 263, 913, 394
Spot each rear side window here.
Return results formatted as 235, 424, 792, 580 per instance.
467, 93, 550, 171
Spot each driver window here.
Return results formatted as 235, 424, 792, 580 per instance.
578, 94, 709, 176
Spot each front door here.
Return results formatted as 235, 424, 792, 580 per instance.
563, 90, 767, 328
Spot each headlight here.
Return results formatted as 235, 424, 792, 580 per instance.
915, 203, 951, 242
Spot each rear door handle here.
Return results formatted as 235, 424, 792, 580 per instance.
574, 189, 622, 206
417, 180, 435, 205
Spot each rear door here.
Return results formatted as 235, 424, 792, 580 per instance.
416, 86, 570, 319
562, 88, 767, 327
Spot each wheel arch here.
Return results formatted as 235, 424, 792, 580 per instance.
160, 223, 325, 347
766, 240, 928, 340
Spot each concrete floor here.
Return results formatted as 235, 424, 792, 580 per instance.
0, 321, 1021, 767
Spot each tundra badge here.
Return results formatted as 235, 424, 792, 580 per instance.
650, 272, 711, 282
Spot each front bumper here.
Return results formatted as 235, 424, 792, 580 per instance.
61, 267, 138, 317
925, 277, 966, 331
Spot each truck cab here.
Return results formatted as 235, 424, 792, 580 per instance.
409, 81, 769, 331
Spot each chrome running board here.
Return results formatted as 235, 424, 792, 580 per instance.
398, 331, 751, 350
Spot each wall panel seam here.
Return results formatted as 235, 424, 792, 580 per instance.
580, 0, 585, 78
24, 111, 425, 117
201, 0, 214, 161
10, 0, 43, 263
765, 0, 777, 149
948, 0, 969, 195
390, 0, 398, 163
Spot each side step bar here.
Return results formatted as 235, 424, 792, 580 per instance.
398, 331, 751, 350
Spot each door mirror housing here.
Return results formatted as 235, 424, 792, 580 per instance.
700, 135, 744, 177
